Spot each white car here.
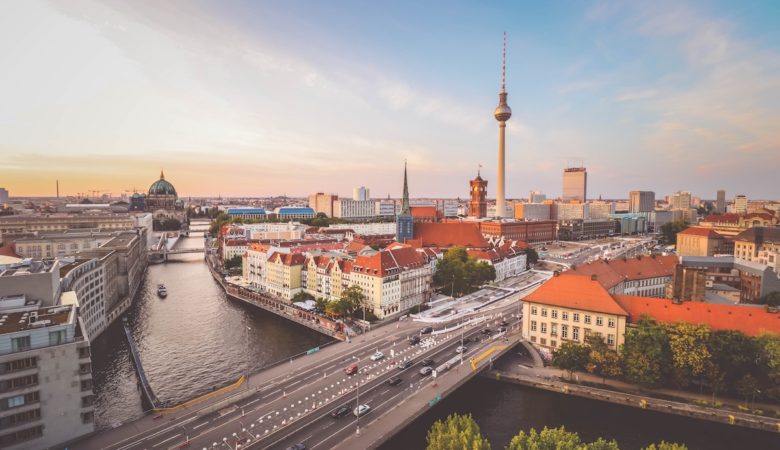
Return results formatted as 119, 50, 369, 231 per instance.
455, 346, 467, 354
370, 351, 384, 361
353, 404, 371, 417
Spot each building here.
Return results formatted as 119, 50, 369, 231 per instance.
629, 191, 655, 213
395, 164, 414, 243
0, 301, 94, 449
329, 222, 396, 236
411, 222, 488, 248
468, 172, 488, 218
675, 256, 780, 304
146, 170, 182, 211
273, 207, 315, 220
353, 186, 370, 202
555, 202, 589, 221
467, 241, 527, 282
529, 191, 546, 203
0, 188, 8, 204
568, 254, 678, 298
716, 190, 726, 214
562, 167, 587, 202
698, 213, 777, 237
333, 199, 375, 220
610, 213, 649, 235
478, 220, 557, 243
13, 231, 121, 260
222, 239, 248, 261
588, 201, 616, 220
558, 219, 615, 241
523, 273, 629, 355
308, 193, 338, 217
670, 191, 692, 210
264, 252, 306, 300
514, 203, 551, 221
734, 195, 748, 214
493, 34, 512, 218
676, 227, 727, 257
374, 200, 396, 217
734, 227, 780, 262
0, 260, 61, 306
410, 206, 442, 223
226, 208, 267, 221
0, 214, 136, 237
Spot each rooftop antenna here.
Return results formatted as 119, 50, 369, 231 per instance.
501, 32, 507, 93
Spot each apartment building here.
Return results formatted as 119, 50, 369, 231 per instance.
264, 253, 306, 300
568, 254, 678, 298
14, 231, 122, 259
0, 214, 136, 236
467, 242, 527, 282
733, 227, 780, 262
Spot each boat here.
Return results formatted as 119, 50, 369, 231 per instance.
157, 284, 168, 298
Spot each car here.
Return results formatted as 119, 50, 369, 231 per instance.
498, 326, 507, 333
330, 405, 351, 418
419, 366, 433, 376
370, 351, 384, 361
499, 320, 509, 327
353, 404, 371, 417
387, 376, 403, 386
286, 444, 306, 450
408, 335, 420, 345
481, 328, 492, 335
397, 360, 413, 370
456, 346, 467, 354
344, 364, 358, 376
420, 326, 433, 334
420, 358, 435, 367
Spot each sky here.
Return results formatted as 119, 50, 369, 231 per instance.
1, 0, 779, 200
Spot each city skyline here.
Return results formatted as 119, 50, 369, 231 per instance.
2, 1, 779, 198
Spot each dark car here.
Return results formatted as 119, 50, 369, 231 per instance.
499, 320, 509, 327
286, 444, 306, 450
420, 326, 433, 334
498, 326, 507, 333
330, 405, 351, 418
420, 358, 434, 367
387, 376, 403, 386
408, 335, 420, 345
397, 360, 413, 370
481, 328, 492, 335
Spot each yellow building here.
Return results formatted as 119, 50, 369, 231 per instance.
264, 252, 305, 300
698, 212, 777, 237
522, 273, 628, 358
676, 227, 725, 257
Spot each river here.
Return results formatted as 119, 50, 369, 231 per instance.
90, 228, 332, 428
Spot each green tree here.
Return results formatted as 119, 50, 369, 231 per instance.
433, 247, 496, 297
507, 426, 582, 450
525, 248, 539, 266
735, 373, 760, 406
586, 438, 621, 450
758, 291, 780, 306
643, 441, 688, 450
585, 334, 622, 383
621, 318, 672, 387
660, 220, 689, 245
707, 330, 758, 390
292, 291, 315, 302
425, 413, 491, 450
552, 342, 590, 379
341, 285, 368, 318
758, 334, 780, 401
665, 323, 711, 388
314, 297, 329, 313
224, 255, 242, 270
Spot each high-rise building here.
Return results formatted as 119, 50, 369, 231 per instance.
352, 186, 370, 202
468, 171, 488, 218
716, 190, 726, 213
562, 167, 587, 202
0, 187, 8, 203
395, 163, 414, 243
670, 191, 692, 210
307, 193, 338, 217
493, 33, 512, 218
529, 191, 546, 203
734, 194, 748, 214
629, 191, 655, 213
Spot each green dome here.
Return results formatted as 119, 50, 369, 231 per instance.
148, 170, 177, 196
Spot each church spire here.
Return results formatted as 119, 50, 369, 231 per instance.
401, 161, 410, 215
160, 169, 165, 180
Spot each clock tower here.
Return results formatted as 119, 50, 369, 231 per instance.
468, 170, 488, 218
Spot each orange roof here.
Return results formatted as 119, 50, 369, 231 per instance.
352, 246, 428, 277
268, 252, 306, 266
678, 227, 723, 238
524, 274, 628, 316
614, 296, 780, 337
412, 222, 488, 249
410, 206, 441, 218
569, 255, 678, 289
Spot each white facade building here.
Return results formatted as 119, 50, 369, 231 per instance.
353, 186, 370, 201
333, 199, 376, 219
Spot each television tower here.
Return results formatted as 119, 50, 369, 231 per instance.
494, 32, 512, 218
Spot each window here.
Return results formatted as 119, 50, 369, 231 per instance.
551, 310, 558, 319
573, 327, 580, 341
573, 313, 580, 322
530, 321, 537, 332
530, 336, 536, 343
562, 311, 569, 321
561, 325, 568, 339
541, 308, 547, 317
596, 317, 604, 327
530, 306, 537, 315
11, 336, 30, 353
540, 338, 546, 345
608, 318, 615, 328
49, 330, 66, 346
550, 323, 557, 336
607, 334, 615, 346
540, 323, 547, 334
7, 395, 25, 408
0, 357, 37, 374
550, 340, 557, 348
584, 315, 591, 324
584, 328, 591, 338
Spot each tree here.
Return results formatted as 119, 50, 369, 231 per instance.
292, 291, 314, 303
525, 248, 539, 267
426, 413, 491, 450
586, 438, 621, 450
585, 334, 622, 383
621, 318, 672, 387
707, 330, 758, 391
552, 342, 590, 379
341, 285, 368, 318
643, 442, 688, 450
314, 297, 329, 313
735, 373, 760, 406
665, 323, 711, 388
433, 247, 496, 297
660, 220, 689, 245
758, 291, 780, 306
507, 426, 582, 450
758, 334, 780, 401
224, 255, 242, 270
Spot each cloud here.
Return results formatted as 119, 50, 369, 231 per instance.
615, 89, 657, 102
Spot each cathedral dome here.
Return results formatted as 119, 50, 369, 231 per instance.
148, 170, 177, 197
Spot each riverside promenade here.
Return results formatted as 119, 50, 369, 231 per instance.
488, 341, 780, 434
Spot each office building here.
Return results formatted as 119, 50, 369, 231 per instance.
0, 260, 61, 307
716, 190, 726, 213
477, 220, 557, 243
562, 167, 587, 202
0, 214, 136, 236
555, 202, 589, 221
589, 201, 616, 219
629, 191, 655, 213
529, 191, 546, 204
670, 191, 692, 210
226, 208, 268, 221
308, 193, 338, 217
734, 195, 748, 214
13, 231, 121, 260
333, 199, 375, 220
352, 186, 370, 202
0, 188, 8, 204
375, 200, 396, 217
558, 219, 615, 241
514, 203, 551, 221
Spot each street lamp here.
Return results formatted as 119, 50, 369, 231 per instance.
179, 425, 189, 445
352, 355, 362, 435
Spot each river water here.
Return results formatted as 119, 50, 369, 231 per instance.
91, 228, 779, 448
90, 228, 333, 428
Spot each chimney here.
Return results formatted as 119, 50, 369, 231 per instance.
553, 270, 560, 277
591, 274, 598, 281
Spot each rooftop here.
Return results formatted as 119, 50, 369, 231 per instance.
412, 222, 488, 249
0, 259, 56, 277
678, 227, 723, 238
524, 273, 629, 316
0, 305, 73, 335
569, 254, 678, 290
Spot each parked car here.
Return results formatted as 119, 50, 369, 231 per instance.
420, 358, 435, 367
330, 405, 351, 418
456, 346, 467, 354
397, 360, 413, 370
386, 376, 403, 386
286, 444, 306, 450
499, 320, 509, 327
408, 335, 420, 345
344, 364, 358, 376
420, 326, 434, 334
354, 404, 371, 417
419, 366, 433, 376
481, 328, 492, 335
370, 351, 384, 361
498, 326, 507, 333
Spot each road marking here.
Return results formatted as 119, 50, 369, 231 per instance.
114, 416, 198, 450
263, 389, 281, 398
378, 389, 390, 396
151, 433, 181, 448
243, 397, 262, 407
287, 380, 302, 387
258, 383, 277, 392
302, 433, 315, 442
192, 421, 209, 430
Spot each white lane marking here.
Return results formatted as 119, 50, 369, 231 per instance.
287, 380, 302, 388
258, 383, 277, 392
192, 421, 209, 430
151, 433, 181, 448
114, 416, 198, 450
378, 389, 390, 396
244, 397, 262, 407
262, 389, 281, 398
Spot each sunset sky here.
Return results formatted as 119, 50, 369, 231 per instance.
1, 1, 778, 199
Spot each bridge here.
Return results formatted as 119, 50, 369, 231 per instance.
148, 231, 206, 262
69, 292, 526, 450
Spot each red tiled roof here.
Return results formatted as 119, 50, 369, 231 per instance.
268, 252, 306, 266
524, 274, 628, 316
468, 249, 502, 263
410, 206, 441, 218
614, 296, 780, 337
352, 246, 427, 277
677, 227, 723, 238
412, 222, 488, 249
569, 255, 678, 290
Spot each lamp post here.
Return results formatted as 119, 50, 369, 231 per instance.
179, 425, 189, 445
353, 355, 361, 435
